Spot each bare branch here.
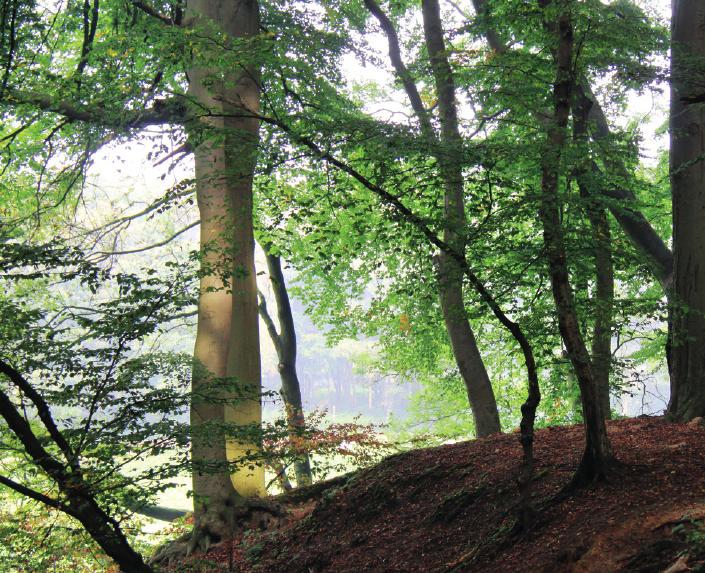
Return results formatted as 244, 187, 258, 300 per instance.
132, 1, 178, 26
92, 220, 199, 260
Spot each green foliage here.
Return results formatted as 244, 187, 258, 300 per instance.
0, 238, 198, 562
252, 0, 670, 439
0, 490, 152, 573
263, 408, 394, 488
0, 0, 677, 565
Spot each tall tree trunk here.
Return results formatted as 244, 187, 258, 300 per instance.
421, 0, 501, 437
668, 0, 705, 421
364, 0, 536, 522
539, 5, 613, 485
188, 0, 263, 546
573, 95, 614, 419
258, 249, 313, 486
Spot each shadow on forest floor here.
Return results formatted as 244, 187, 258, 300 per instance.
161, 417, 705, 573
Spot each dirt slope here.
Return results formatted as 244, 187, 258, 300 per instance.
175, 417, 705, 573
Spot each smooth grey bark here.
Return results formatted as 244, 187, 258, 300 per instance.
364, 0, 501, 437
188, 0, 263, 549
258, 250, 313, 486
587, 206, 614, 420
668, 0, 705, 421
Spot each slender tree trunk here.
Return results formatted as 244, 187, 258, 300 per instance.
587, 207, 614, 419
188, 0, 263, 546
273, 463, 294, 491
574, 83, 674, 290
262, 39, 542, 521
474, 0, 675, 417
573, 96, 614, 419
422, 0, 501, 437
668, 0, 705, 421
364, 0, 536, 521
366, 0, 500, 437
435, 259, 502, 436
539, 5, 613, 485
258, 249, 313, 486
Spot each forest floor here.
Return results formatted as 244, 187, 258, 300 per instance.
165, 417, 705, 573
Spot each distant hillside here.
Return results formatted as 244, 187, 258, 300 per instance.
169, 417, 705, 572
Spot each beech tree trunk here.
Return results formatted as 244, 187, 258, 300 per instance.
539, 5, 613, 485
587, 207, 614, 420
365, 0, 501, 437
573, 95, 614, 419
669, 0, 705, 421
422, 0, 501, 437
188, 0, 263, 545
258, 250, 313, 486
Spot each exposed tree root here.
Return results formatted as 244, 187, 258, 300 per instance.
149, 496, 284, 566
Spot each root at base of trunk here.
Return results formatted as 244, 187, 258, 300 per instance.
149, 496, 284, 565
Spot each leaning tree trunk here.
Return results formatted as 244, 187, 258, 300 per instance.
539, 5, 613, 485
669, 0, 705, 421
364, 0, 537, 521
188, 0, 263, 548
422, 0, 501, 437
0, 362, 155, 573
258, 249, 313, 486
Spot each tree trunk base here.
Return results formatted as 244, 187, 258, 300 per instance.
149, 496, 283, 565
565, 449, 621, 491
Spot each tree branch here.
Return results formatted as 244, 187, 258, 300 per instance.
3, 90, 187, 129
92, 220, 199, 260
131, 1, 178, 26
0, 474, 73, 515
0, 370, 68, 483
0, 360, 77, 471
363, 0, 435, 139
257, 288, 282, 355
76, 0, 100, 79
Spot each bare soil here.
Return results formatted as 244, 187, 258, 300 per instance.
166, 417, 705, 573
